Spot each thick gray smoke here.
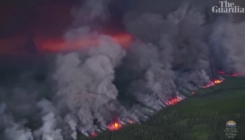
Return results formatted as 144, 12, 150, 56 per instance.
52, 35, 128, 135
209, 16, 245, 75
0, 0, 245, 139
0, 104, 34, 140
120, 3, 211, 106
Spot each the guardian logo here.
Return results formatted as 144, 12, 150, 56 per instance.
212, 0, 245, 13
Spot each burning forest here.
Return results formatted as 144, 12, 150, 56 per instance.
0, 0, 245, 139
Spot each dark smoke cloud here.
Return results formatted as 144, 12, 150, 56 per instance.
0, 0, 245, 139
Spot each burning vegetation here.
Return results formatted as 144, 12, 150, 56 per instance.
107, 121, 122, 131
166, 98, 179, 106
203, 79, 224, 88
0, 0, 245, 140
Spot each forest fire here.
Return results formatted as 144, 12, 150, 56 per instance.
1, 0, 245, 140
203, 79, 223, 88
105, 118, 135, 132
107, 121, 122, 131
214, 79, 222, 84
166, 97, 179, 105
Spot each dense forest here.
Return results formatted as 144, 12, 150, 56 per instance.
80, 76, 245, 140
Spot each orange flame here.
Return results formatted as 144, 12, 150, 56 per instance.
107, 121, 122, 131
214, 79, 222, 84
167, 98, 179, 105
203, 79, 223, 88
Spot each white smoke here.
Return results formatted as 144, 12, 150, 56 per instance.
0, 104, 34, 140
0, 0, 245, 139
40, 113, 63, 140
50, 34, 131, 136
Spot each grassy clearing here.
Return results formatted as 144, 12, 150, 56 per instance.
80, 77, 245, 140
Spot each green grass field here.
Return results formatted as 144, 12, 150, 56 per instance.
80, 76, 245, 140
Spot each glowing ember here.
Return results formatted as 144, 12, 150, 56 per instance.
91, 132, 97, 137
214, 79, 222, 84
167, 98, 179, 105
203, 79, 223, 88
107, 121, 122, 131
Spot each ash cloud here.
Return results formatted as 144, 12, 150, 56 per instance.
52, 36, 127, 134
120, 2, 211, 105
0, 0, 245, 139
209, 16, 245, 75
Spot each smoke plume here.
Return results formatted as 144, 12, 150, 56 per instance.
0, 0, 245, 139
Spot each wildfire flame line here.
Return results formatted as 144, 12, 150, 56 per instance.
203, 79, 223, 88
90, 74, 228, 137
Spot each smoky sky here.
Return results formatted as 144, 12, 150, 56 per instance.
0, 0, 132, 37
0, 0, 244, 58
0, 0, 245, 139
0, 0, 245, 55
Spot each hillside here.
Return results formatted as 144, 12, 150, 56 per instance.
80, 76, 245, 140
